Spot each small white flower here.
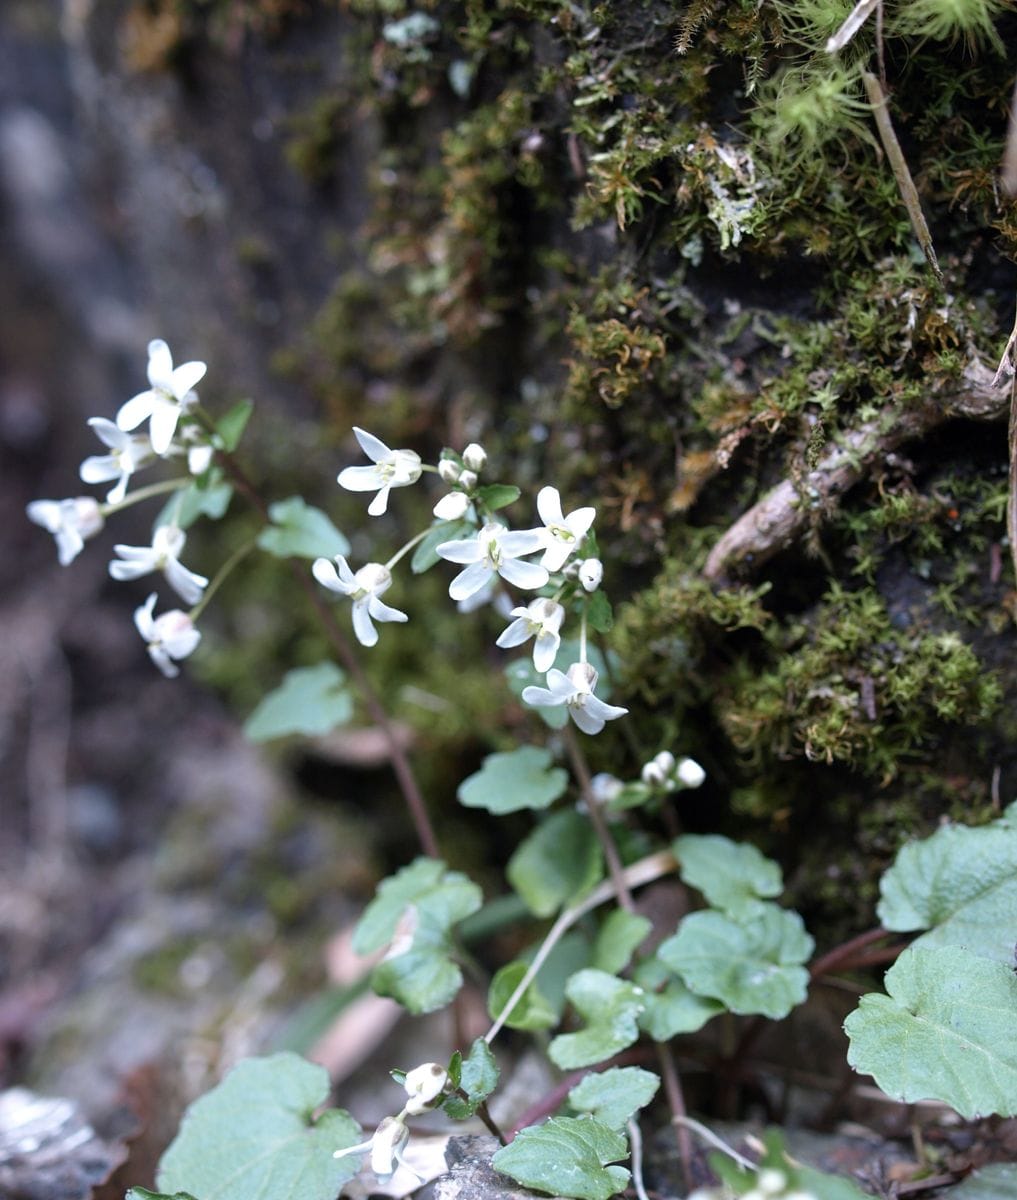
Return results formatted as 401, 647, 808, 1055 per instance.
402, 1062, 449, 1114
521, 661, 628, 735
496, 597, 565, 673
458, 469, 478, 491
79, 418, 154, 503
312, 555, 408, 647
116, 339, 206, 456
109, 524, 208, 605
677, 757, 706, 788
437, 522, 548, 601
578, 557, 603, 592
462, 442, 487, 472
433, 490, 471, 521
337, 427, 422, 517
27, 497, 104, 566
653, 750, 676, 775
641, 760, 668, 786
590, 772, 624, 804
536, 486, 595, 572
133, 593, 201, 677
334, 1115, 410, 1181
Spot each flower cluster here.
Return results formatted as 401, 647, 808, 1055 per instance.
317, 427, 626, 735
27, 339, 211, 677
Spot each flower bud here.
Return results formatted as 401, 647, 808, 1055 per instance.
458, 469, 478, 491
590, 772, 623, 803
433, 491, 471, 521
402, 1062, 449, 1114
438, 457, 462, 484
462, 442, 487, 472
653, 750, 676, 775
641, 761, 667, 786
758, 1170, 787, 1196
578, 557, 603, 592
677, 757, 706, 788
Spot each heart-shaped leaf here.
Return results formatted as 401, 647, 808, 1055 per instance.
508, 810, 603, 917
593, 910, 652, 975
257, 496, 350, 560
244, 662, 353, 741
493, 1116, 630, 1200
549, 969, 645, 1069
457, 746, 568, 815
674, 834, 783, 918
568, 1067, 659, 1130
487, 961, 558, 1031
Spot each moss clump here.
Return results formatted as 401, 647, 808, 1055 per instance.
722, 583, 1001, 780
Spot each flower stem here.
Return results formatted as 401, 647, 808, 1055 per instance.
385, 527, 432, 571
188, 537, 257, 622
101, 477, 189, 516
563, 726, 632, 911
578, 609, 588, 665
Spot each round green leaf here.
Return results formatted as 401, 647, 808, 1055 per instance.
948, 1164, 1017, 1199
658, 904, 813, 1019
508, 810, 603, 917
568, 1067, 660, 1131
443, 1037, 500, 1119
457, 746, 568, 815
156, 1053, 363, 1200
637, 977, 724, 1040
243, 662, 353, 741
493, 1116, 630, 1200
844, 945, 1017, 1119
488, 961, 558, 1031
674, 834, 783, 918
257, 496, 350, 560
549, 969, 645, 1069
593, 909, 652, 975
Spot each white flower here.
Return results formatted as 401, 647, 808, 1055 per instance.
334, 1115, 410, 1181
27, 497, 104, 565
462, 442, 487, 472
642, 760, 667, 786
496, 597, 565, 672
536, 486, 595, 571
116, 339, 206, 456
337, 427, 422, 517
590, 772, 624, 804
109, 524, 208, 605
402, 1063, 448, 1115
578, 557, 603, 592
677, 757, 706, 788
312, 555, 408, 647
437, 522, 548, 601
433, 490, 471, 521
133, 593, 201, 677
522, 662, 628, 735
758, 1170, 788, 1196
79, 418, 154, 503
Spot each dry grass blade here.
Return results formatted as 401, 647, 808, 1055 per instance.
826, 0, 880, 53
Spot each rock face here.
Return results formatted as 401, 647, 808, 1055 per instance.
433, 1136, 563, 1200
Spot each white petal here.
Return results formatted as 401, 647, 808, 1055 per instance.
55, 528, 84, 566
498, 558, 549, 590
495, 617, 531, 649
449, 561, 492, 601
570, 706, 606, 736
521, 684, 557, 707
27, 500, 62, 532
168, 360, 207, 400
433, 491, 470, 520
353, 426, 391, 464
312, 557, 352, 594
146, 339, 174, 387
584, 695, 629, 723
367, 485, 391, 517
351, 601, 379, 647
164, 558, 208, 606
133, 593, 159, 639
164, 625, 201, 658
149, 400, 181, 456
110, 558, 152, 582
116, 389, 157, 431
337, 464, 383, 492
79, 455, 119, 485
540, 542, 574, 572
87, 417, 127, 449
499, 528, 545, 557
532, 630, 560, 673
537, 486, 565, 527
367, 595, 408, 624
436, 537, 483, 564
149, 644, 180, 677
106, 471, 130, 505
566, 506, 596, 540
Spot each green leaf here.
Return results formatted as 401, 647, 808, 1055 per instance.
637, 977, 724, 1040
505, 639, 611, 731
586, 591, 613, 634
593, 910, 652, 975
493, 1116, 630, 1200
411, 519, 474, 574
457, 746, 568, 815
658, 904, 813, 1019
488, 961, 558, 1031
353, 858, 483, 1014
949, 1164, 1017, 1199
712, 1129, 869, 1200
156, 1053, 363, 1200
844, 945, 1017, 1119
549, 969, 645, 1070
507, 810, 603, 917
476, 484, 521, 511
216, 399, 254, 451
674, 834, 783, 918
568, 1067, 659, 1131
243, 662, 353, 741
877, 812, 1017, 963
127, 1191, 200, 1200
257, 496, 350, 560
155, 477, 233, 531
443, 1037, 500, 1119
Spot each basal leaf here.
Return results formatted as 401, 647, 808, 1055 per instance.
593, 910, 652, 975
353, 858, 483, 1014
877, 813, 1017, 963
507, 810, 603, 917
568, 1067, 659, 1131
243, 662, 353, 741
844, 945, 1017, 1119
658, 904, 813, 1019
493, 1116, 630, 1200
549, 969, 645, 1070
487, 961, 558, 1031
257, 496, 350, 560
457, 746, 568, 815
156, 1053, 362, 1200
443, 1037, 500, 1119
712, 1129, 869, 1200
636, 976, 724, 1040
674, 834, 783, 918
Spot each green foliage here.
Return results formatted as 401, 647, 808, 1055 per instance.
457, 746, 569, 814
493, 1117, 630, 1200
950, 1164, 1017, 1198
215, 399, 254, 452
567, 1067, 659, 1131
156, 1054, 363, 1200
488, 960, 557, 1031
243, 662, 353, 740
844, 945, 1017, 1118
353, 858, 482, 1013
507, 809, 603, 917
674, 834, 784, 918
411, 518, 474, 574
658, 905, 814, 1019
876, 803, 1017, 962
712, 1128, 870, 1199
444, 1038, 499, 1119
127, 1191, 198, 1200
256, 496, 350, 560
548, 969, 644, 1070
592, 909, 651, 975
155, 476, 233, 531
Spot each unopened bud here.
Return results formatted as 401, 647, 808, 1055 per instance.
676, 757, 706, 788
641, 761, 667, 786
578, 557, 603, 592
590, 772, 623, 803
434, 491, 470, 520
438, 458, 461, 484
403, 1062, 449, 1114
458, 469, 478, 491
462, 442, 487, 472
653, 750, 676, 775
